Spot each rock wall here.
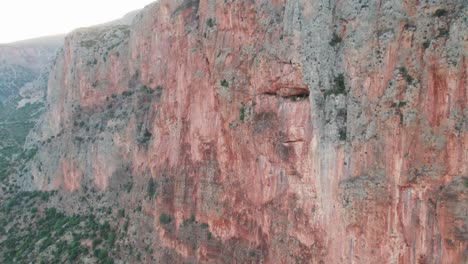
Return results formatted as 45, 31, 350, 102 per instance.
24, 0, 466, 263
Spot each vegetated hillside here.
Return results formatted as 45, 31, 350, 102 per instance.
2, 0, 467, 263
0, 36, 63, 186
0, 35, 63, 100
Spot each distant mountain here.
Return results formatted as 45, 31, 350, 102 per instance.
0, 34, 63, 187
95, 9, 141, 27
0, 35, 64, 101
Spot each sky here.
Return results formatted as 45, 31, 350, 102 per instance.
0, 0, 156, 44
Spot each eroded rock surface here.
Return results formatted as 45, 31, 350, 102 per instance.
20, 0, 467, 263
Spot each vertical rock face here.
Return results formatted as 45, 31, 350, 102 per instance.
24, 0, 466, 263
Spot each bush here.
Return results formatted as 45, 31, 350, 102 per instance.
159, 213, 172, 225
433, 9, 447, 17
92, 238, 103, 248
339, 128, 347, 141
206, 18, 214, 28
137, 129, 152, 145
324, 74, 347, 98
423, 40, 430, 49
398, 67, 413, 84
329, 32, 342, 46
107, 230, 116, 246
334, 74, 345, 92
139, 85, 154, 94
220, 79, 229, 87
94, 248, 108, 260
437, 28, 449, 38
122, 91, 134, 97
239, 106, 245, 121
391, 101, 407, 108
117, 209, 125, 218
147, 178, 158, 199
123, 219, 129, 232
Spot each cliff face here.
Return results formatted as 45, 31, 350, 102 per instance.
23, 0, 466, 263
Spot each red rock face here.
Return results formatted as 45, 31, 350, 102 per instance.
29, 0, 467, 263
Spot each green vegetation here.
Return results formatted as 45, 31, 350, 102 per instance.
139, 85, 154, 94
137, 128, 152, 145
206, 18, 214, 28
0, 97, 44, 182
124, 181, 133, 193
324, 74, 347, 98
423, 40, 431, 49
220, 79, 229, 87
392, 101, 407, 108
181, 214, 196, 227
147, 178, 158, 199
376, 28, 394, 37
433, 9, 447, 17
239, 105, 246, 121
339, 128, 347, 141
118, 209, 125, 218
403, 23, 416, 31
398, 67, 413, 84
0, 65, 35, 99
437, 28, 449, 38
121, 90, 134, 97
329, 32, 342, 46
159, 213, 172, 225
0, 190, 125, 263
190, 213, 195, 222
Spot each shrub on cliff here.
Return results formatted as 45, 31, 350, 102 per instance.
159, 213, 172, 224
122, 90, 134, 97
139, 85, 154, 94
137, 129, 152, 145
433, 9, 447, 17
329, 32, 342, 46
220, 79, 229, 87
324, 74, 347, 98
206, 18, 214, 27
239, 105, 246, 121
147, 178, 158, 199
398, 67, 413, 84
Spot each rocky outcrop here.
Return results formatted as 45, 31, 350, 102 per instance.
23, 0, 466, 263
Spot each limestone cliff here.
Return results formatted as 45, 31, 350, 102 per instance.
18, 0, 467, 263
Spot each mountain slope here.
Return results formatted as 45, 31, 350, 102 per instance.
0, 35, 63, 186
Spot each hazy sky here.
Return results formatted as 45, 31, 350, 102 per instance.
0, 0, 156, 43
